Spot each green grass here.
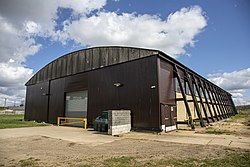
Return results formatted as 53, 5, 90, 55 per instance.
239, 109, 250, 126
205, 130, 226, 135
99, 152, 250, 167
231, 109, 250, 126
19, 157, 40, 167
232, 109, 250, 120
103, 156, 136, 167
0, 114, 49, 129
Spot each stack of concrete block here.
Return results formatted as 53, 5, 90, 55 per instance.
107, 110, 131, 135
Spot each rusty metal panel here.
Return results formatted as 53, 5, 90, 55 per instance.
51, 60, 57, 79
78, 50, 85, 72
41, 70, 45, 82
66, 53, 73, 76
85, 49, 92, 70
118, 47, 129, 63
56, 59, 62, 78
108, 48, 119, 65
92, 48, 100, 69
100, 47, 109, 67
41, 68, 45, 82
35, 71, 40, 83
47, 63, 52, 80
140, 49, 156, 58
129, 48, 139, 60
37, 71, 42, 83
61, 57, 67, 77
72, 52, 79, 74
43, 66, 48, 81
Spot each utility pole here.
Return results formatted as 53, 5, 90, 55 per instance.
4, 98, 7, 107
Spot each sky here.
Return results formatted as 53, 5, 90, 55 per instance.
0, 0, 249, 106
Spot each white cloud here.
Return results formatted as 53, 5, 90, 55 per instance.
0, 61, 33, 106
0, 0, 106, 105
208, 68, 250, 90
23, 21, 42, 35
63, 5, 207, 58
0, 15, 41, 106
0, 1, 207, 106
0, 0, 107, 37
0, 16, 42, 63
208, 68, 250, 106
0, 62, 33, 87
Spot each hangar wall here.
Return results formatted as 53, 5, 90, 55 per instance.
25, 56, 160, 130
25, 46, 237, 131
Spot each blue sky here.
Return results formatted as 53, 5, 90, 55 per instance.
0, 0, 249, 106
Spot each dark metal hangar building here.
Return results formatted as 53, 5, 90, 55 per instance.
25, 46, 237, 131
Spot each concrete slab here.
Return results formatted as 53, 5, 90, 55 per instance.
229, 141, 250, 149
207, 138, 232, 147
0, 126, 121, 146
123, 131, 250, 149
0, 126, 250, 149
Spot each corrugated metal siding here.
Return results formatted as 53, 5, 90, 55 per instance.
24, 81, 49, 122
87, 56, 159, 129
26, 47, 158, 85
25, 55, 160, 129
48, 78, 65, 123
158, 58, 175, 105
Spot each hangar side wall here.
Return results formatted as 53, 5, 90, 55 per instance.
25, 81, 49, 122
25, 56, 160, 130
158, 59, 175, 105
157, 58, 176, 128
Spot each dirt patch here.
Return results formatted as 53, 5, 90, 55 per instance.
0, 135, 248, 167
1, 109, 249, 166
195, 117, 250, 136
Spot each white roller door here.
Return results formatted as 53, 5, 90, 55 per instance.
65, 90, 88, 118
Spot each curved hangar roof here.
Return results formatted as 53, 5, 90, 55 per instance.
26, 46, 162, 86
25, 46, 226, 95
